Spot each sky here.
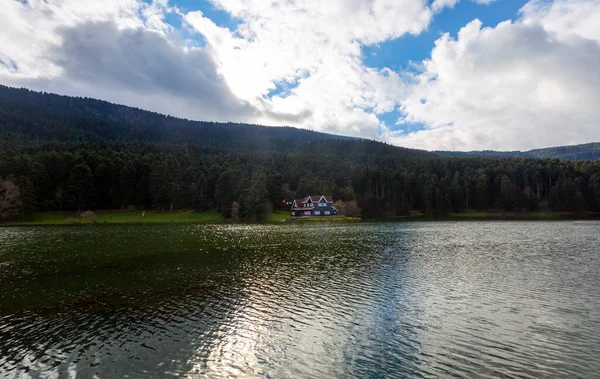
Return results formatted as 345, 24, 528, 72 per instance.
1, 0, 599, 151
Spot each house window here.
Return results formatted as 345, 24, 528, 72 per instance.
304, 211, 311, 216
292, 211, 296, 216
314, 211, 320, 215
324, 211, 330, 215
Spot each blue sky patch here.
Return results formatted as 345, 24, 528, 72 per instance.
376, 110, 401, 129
174, 0, 241, 30
0, 57, 18, 73
362, 0, 528, 71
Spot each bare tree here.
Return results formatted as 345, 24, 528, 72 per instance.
55, 185, 64, 212
231, 201, 240, 220
333, 200, 344, 214
80, 210, 98, 224
342, 200, 361, 217
333, 200, 361, 217
0, 180, 23, 219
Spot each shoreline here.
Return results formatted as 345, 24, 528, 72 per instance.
1, 210, 600, 227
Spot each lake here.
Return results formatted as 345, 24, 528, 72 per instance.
1, 221, 599, 378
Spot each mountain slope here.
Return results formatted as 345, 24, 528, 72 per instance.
526, 143, 600, 160
1, 85, 599, 219
0, 85, 434, 159
435, 143, 600, 161
2, 85, 597, 161
0, 85, 349, 144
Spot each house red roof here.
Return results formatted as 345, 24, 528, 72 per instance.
296, 195, 333, 204
291, 195, 333, 210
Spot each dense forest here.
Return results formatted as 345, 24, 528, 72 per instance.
1, 86, 600, 220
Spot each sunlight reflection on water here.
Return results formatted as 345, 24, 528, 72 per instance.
0, 221, 600, 378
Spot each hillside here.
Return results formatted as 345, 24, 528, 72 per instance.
1, 85, 599, 220
3, 85, 598, 161
0, 85, 371, 150
436, 143, 600, 161
0, 85, 437, 163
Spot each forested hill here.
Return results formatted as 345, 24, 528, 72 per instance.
1, 85, 600, 220
0, 85, 373, 151
436, 143, 600, 161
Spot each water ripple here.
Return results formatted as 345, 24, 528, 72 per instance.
0, 222, 600, 377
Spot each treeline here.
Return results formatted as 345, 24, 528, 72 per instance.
1, 85, 600, 220
2, 141, 600, 220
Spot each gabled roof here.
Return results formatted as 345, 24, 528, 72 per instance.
296, 195, 333, 204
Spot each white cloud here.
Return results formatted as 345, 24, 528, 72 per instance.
184, 0, 439, 138
390, 0, 600, 151
1, 0, 441, 138
520, 0, 600, 43
0, 0, 146, 79
0, 0, 253, 122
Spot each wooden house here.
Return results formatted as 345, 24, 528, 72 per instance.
290, 195, 338, 217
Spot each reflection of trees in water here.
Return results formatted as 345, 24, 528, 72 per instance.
0, 283, 249, 377
2, 223, 600, 377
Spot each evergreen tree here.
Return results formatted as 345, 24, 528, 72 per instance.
449, 171, 465, 212
215, 170, 239, 218
65, 164, 94, 211
241, 170, 272, 221
590, 174, 600, 211
149, 164, 170, 209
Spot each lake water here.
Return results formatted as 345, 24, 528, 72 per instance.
1, 222, 600, 378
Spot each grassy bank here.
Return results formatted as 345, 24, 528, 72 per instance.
266, 212, 360, 222
290, 216, 362, 222
0, 210, 358, 226
2, 210, 223, 226
2, 210, 598, 227
265, 211, 290, 222
383, 210, 600, 221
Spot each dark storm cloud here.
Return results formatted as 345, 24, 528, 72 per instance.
9, 20, 257, 122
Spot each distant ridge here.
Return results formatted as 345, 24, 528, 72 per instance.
0, 84, 361, 147
435, 142, 600, 161
1, 84, 597, 161
0, 84, 429, 158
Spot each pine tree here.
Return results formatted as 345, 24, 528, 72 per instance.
65, 164, 94, 211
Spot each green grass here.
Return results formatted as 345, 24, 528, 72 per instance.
4, 210, 597, 227
4, 210, 361, 226
377, 210, 600, 222
4, 210, 223, 226
299, 216, 361, 222
266, 211, 290, 222
397, 210, 596, 221
264, 211, 361, 222
449, 211, 571, 220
